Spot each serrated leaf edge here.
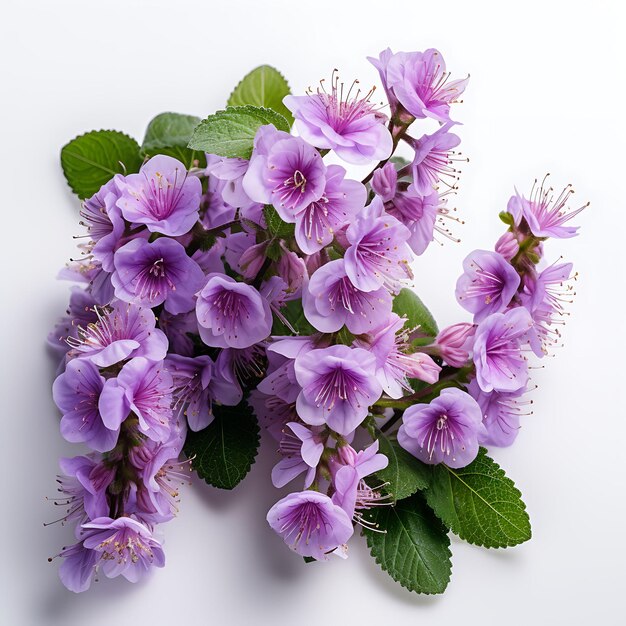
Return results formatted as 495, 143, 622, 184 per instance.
426, 453, 532, 549
60, 129, 141, 197
363, 503, 453, 596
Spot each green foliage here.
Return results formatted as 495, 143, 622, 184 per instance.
271, 298, 316, 336
363, 493, 452, 595
188, 106, 290, 159
60, 130, 142, 198
392, 288, 439, 338
425, 448, 532, 548
264, 204, 295, 239
227, 65, 293, 125
184, 402, 259, 490
141, 112, 206, 168
375, 432, 431, 501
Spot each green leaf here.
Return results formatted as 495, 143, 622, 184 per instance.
376, 432, 431, 501
228, 65, 293, 126
141, 112, 206, 169
188, 106, 290, 159
183, 402, 259, 490
264, 204, 295, 239
425, 448, 531, 548
392, 288, 439, 337
60, 130, 143, 198
363, 493, 452, 595
272, 298, 317, 336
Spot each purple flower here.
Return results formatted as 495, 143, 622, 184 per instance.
435, 322, 475, 367
455, 250, 521, 322
60, 258, 115, 306
386, 187, 439, 255
57, 542, 100, 593
206, 154, 257, 211
116, 155, 201, 236
345, 197, 414, 293
248, 389, 298, 442
356, 314, 441, 398
80, 179, 125, 272
129, 425, 190, 523
277, 246, 308, 296
330, 441, 388, 519
294, 345, 382, 435
81, 516, 165, 583
53, 454, 112, 526
398, 388, 486, 468
521, 261, 574, 356
473, 308, 533, 393
195, 273, 272, 349
67, 301, 168, 367
409, 127, 461, 196
200, 162, 237, 230
47, 288, 99, 361
370, 48, 468, 123
166, 354, 214, 431
271, 422, 324, 488
213, 346, 263, 404
371, 162, 397, 202
53, 358, 120, 452
468, 379, 525, 447
303, 259, 392, 335
99, 357, 173, 442
516, 180, 587, 239
266, 491, 354, 560
112, 237, 204, 314
294, 165, 366, 255
158, 310, 198, 357
243, 125, 327, 218
283, 72, 392, 164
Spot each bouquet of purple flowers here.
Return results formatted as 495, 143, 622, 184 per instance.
47, 47, 584, 595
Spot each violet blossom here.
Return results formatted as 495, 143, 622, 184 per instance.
98, 357, 174, 442
116, 155, 201, 236
344, 197, 414, 293
266, 491, 354, 560
80, 178, 125, 272
409, 126, 461, 196
303, 259, 392, 335
473, 308, 533, 393
294, 165, 366, 255
455, 249, 521, 322
369, 48, 468, 123
294, 345, 382, 435
112, 237, 205, 314
53, 358, 120, 453
195, 273, 272, 349
284, 71, 392, 164
242, 125, 327, 218
81, 516, 165, 582
271, 422, 324, 488
66, 301, 168, 367
468, 379, 526, 447
356, 313, 441, 398
330, 441, 388, 520
398, 387, 486, 468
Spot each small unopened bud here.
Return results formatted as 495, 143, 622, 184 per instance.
495, 231, 519, 261
371, 162, 398, 202
436, 322, 475, 367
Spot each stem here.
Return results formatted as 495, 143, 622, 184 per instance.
251, 256, 272, 289
361, 118, 413, 185
187, 220, 240, 255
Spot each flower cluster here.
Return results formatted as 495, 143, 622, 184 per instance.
48, 47, 584, 594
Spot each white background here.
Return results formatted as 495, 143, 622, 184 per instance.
1, 0, 624, 624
